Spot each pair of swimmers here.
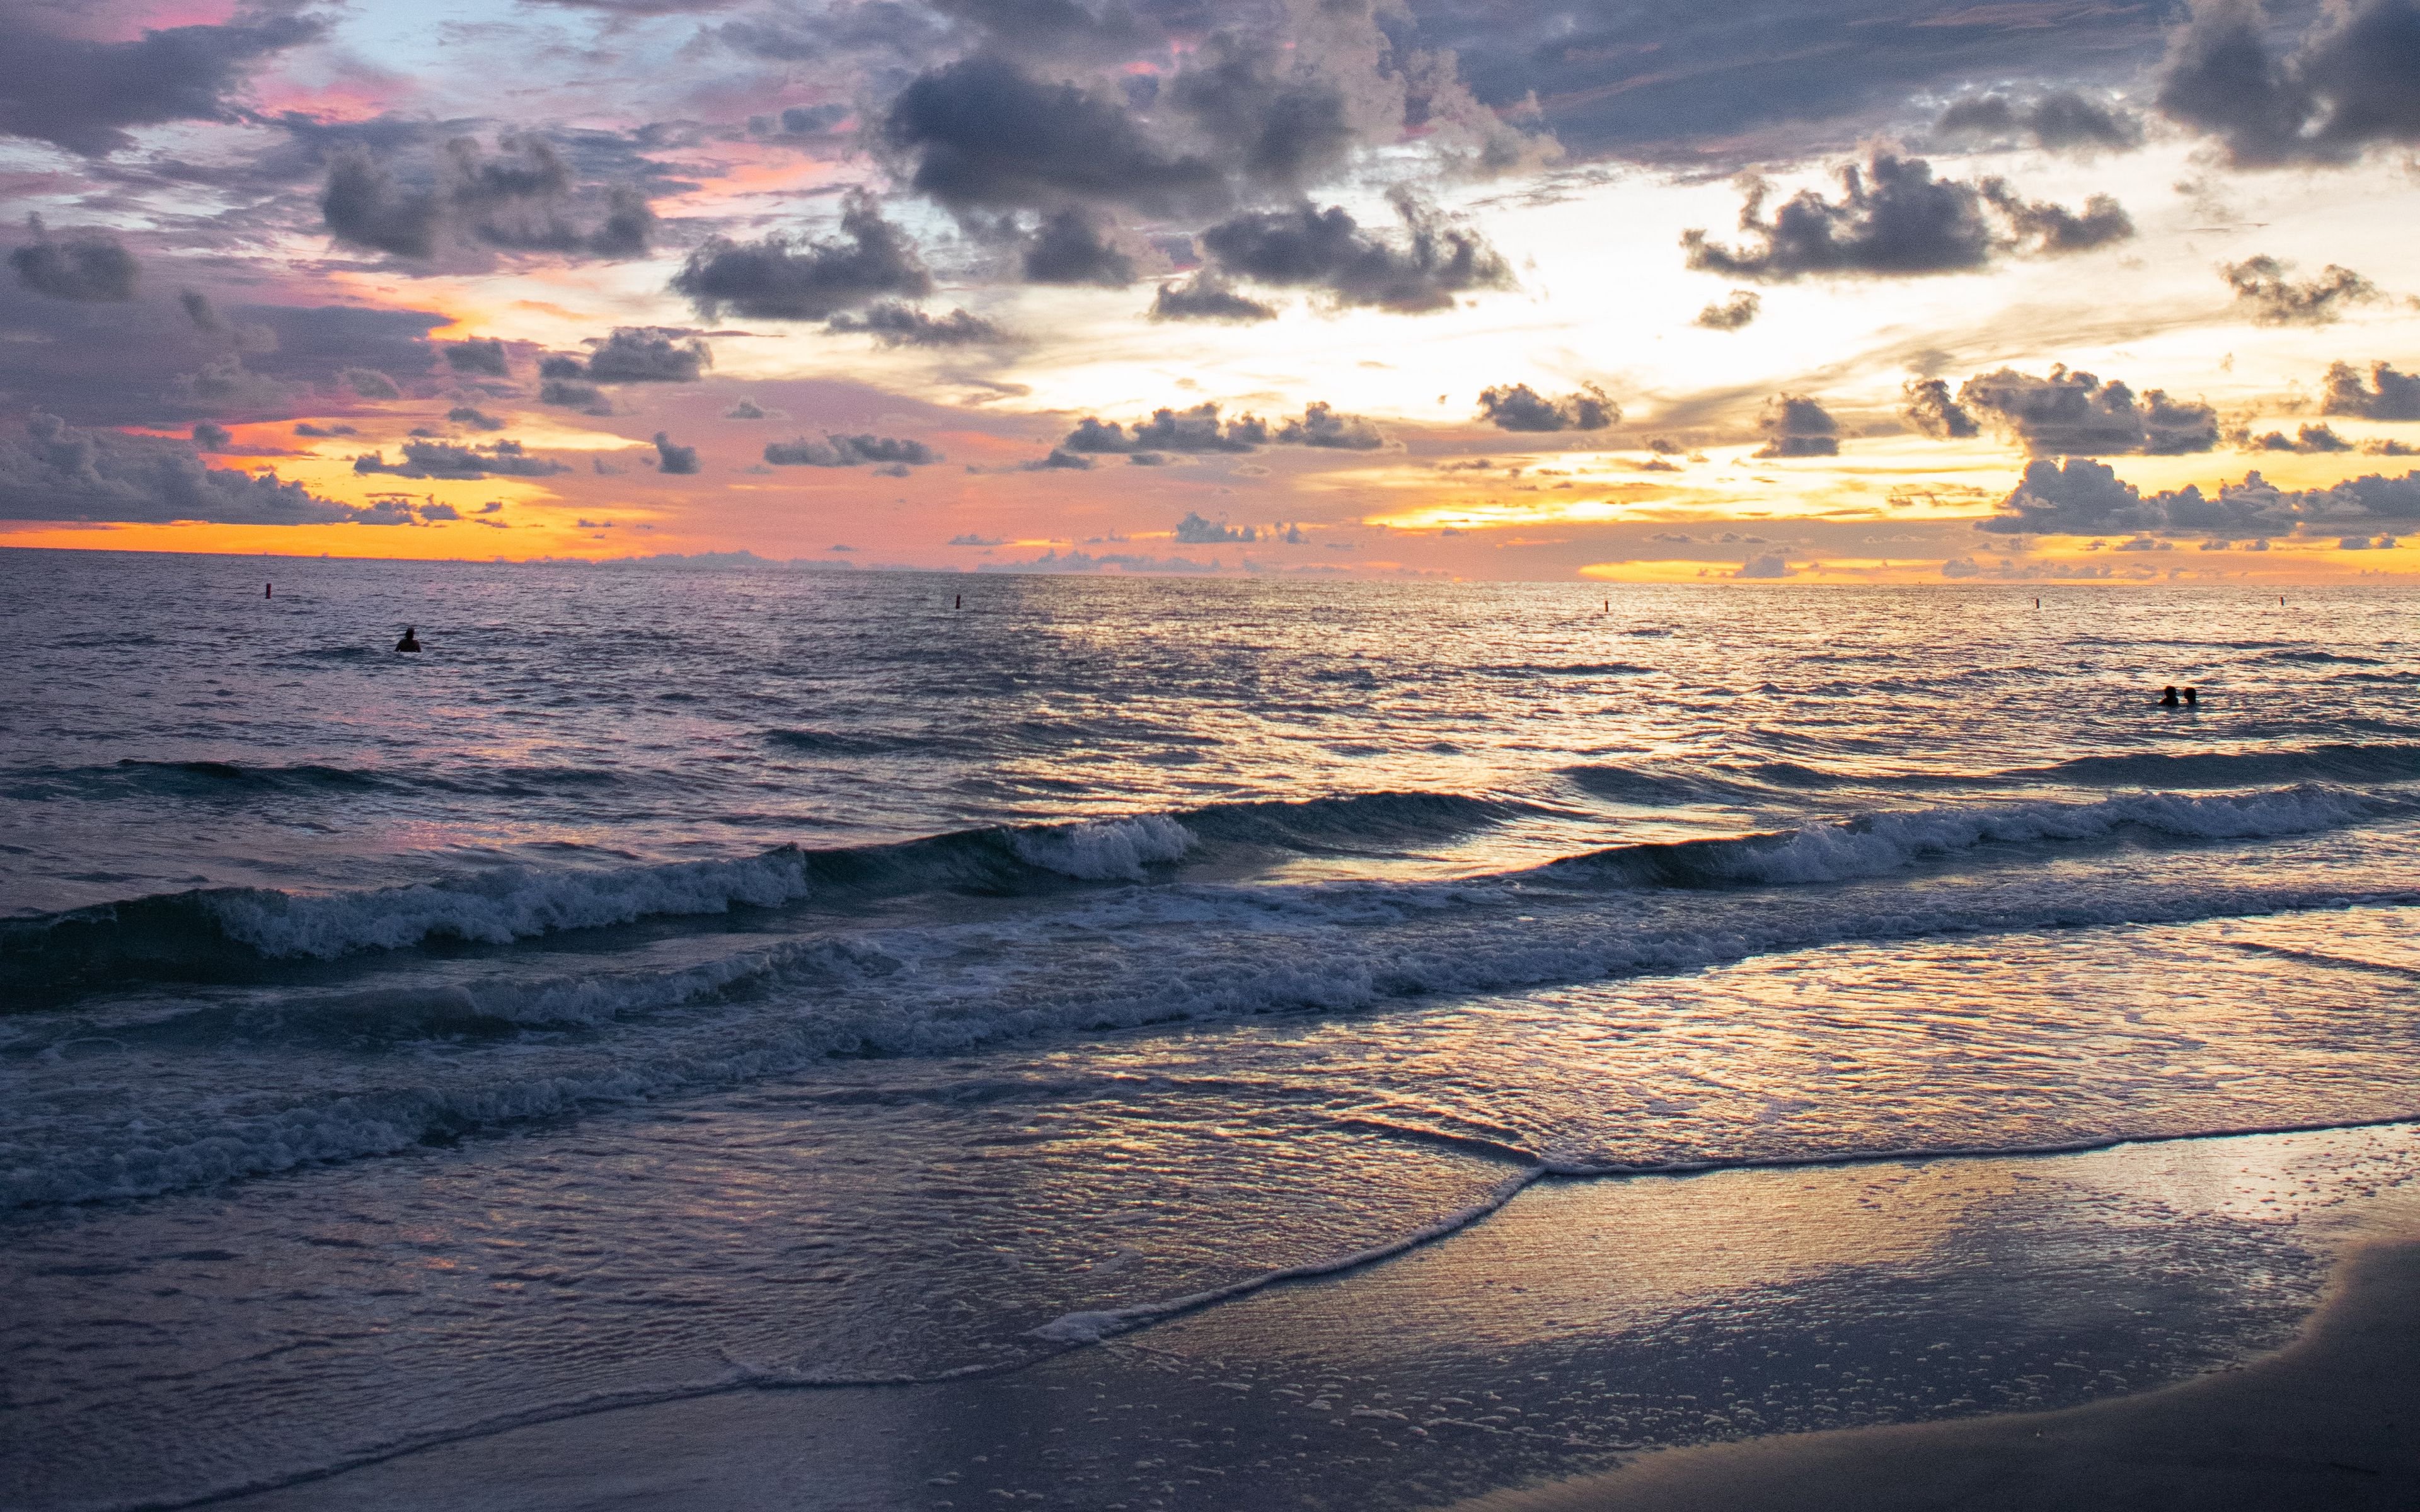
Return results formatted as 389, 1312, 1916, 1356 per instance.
2159, 685, 2198, 707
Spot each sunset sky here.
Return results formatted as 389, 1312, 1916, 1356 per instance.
6, 0, 2420, 580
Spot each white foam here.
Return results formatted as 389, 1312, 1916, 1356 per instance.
1008, 814, 1195, 881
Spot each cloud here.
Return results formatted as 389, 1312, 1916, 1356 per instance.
539, 379, 612, 415
443, 339, 510, 377
1276, 401, 1385, 449
0, 413, 363, 524
340, 368, 402, 400
824, 302, 1006, 346
293, 423, 356, 438
2324, 360, 2420, 420
192, 421, 231, 451
948, 532, 1005, 546
1694, 290, 1760, 331
1682, 154, 2131, 280
652, 432, 700, 474
2158, 0, 2420, 166
672, 191, 935, 321
2244, 423, 2354, 453
1022, 207, 1135, 286
1985, 456, 2420, 537
1196, 190, 1515, 314
176, 290, 222, 331
1956, 367, 2219, 455
1175, 512, 1257, 543
1024, 448, 1094, 470
447, 406, 504, 431
763, 434, 943, 467
725, 398, 769, 420
2221, 256, 2378, 324
1063, 402, 1268, 454
1477, 382, 1616, 432
546, 327, 712, 383
1734, 553, 1795, 578
1901, 377, 1979, 439
353, 438, 570, 479
1935, 91, 2145, 153
1149, 273, 1277, 323
321, 137, 657, 264
9, 219, 138, 302
0, 9, 325, 158
1753, 394, 1840, 457
882, 55, 1231, 219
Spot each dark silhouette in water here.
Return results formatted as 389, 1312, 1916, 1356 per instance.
265, 583, 271, 599
2159, 685, 2180, 707
395, 627, 422, 653
2183, 686, 2199, 707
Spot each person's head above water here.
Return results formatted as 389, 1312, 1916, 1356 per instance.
2160, 685, 2180, 706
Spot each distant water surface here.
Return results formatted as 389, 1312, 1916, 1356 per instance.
4, 549, 2419, 1511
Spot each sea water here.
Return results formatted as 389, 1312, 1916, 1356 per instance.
4, 549, 2419, 1509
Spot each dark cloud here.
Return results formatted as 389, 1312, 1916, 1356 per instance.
824, 301, 1008, 346
0, 413, 360, 524
1935, 91, 2145, 153
2323, 360, 2420, 420
9, 220, 138, 302
673, 191, 934, 321
341, 368, 401, 400
1985, 456, 2420, 537
2245, 422, 2354, 453
1022, 208, 1135, 286
1025, 448, 1095, 470
321, 137, 657, 263
192, 421, 232, 452
652, 432, 701, 474
725, 398, 769, 420
2158, 0, 2420, 167
575, 327, 713, 382
1901, 377, 1979, 439
447, 406, 505, 431
1957, 367, 2220, 455
178, 290, 222, 331
1196, 190, 1514, 314
1753, 394, 1840, 457
1682, 154, 2131, 281
1165, 32, 1359, 191
0, 9, 326, 158
539, 379, 612, 415
1694, 289, 1760, 331
444, 339, 510, 377
353, 438, 571, 479
1149, 273, 1277, 323
763, 434, 943, 467
293, 423, 356, 438
2221, 256, 2378, 324
1063, 402, 1269, 454
1175, 512, 1258, 544
1477, 382, 1616, 432
883, 55, 1230, 219
1276, 402, 1385, 450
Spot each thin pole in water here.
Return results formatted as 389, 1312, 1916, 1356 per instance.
265, 583, 272, 598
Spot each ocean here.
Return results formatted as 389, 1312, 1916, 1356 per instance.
6, 547, 2420, 1510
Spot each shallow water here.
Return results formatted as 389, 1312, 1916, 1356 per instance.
4, 550, 2419, 1509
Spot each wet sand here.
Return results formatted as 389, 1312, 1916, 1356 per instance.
1460, 1236, 2420, 1512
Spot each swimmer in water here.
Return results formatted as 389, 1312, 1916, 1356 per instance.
395, 626, 422, 653
2183, 686, 2198, 707
2159, 685, 2180, 707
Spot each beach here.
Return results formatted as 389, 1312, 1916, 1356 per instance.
8, 556, 2420, 1511
1466, 1231, 2420, 1512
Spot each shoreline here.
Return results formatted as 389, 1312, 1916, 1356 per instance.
1457, 1230, 2420, 1512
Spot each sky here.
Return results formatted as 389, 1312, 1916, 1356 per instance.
4, 0, 2420, 581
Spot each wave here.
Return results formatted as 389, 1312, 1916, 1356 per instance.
2018, 743, 2420, 789
4, 757, 646, 803
2, 782, 2397, 1009
1531, 784, 2383, 891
